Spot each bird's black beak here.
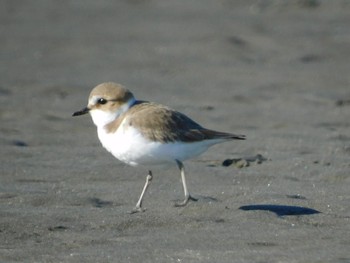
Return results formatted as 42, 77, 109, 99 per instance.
72, 107, 90, 117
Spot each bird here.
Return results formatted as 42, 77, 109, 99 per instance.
73, 82, 245, 213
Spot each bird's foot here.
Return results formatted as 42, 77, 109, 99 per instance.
129, 206, 146, 214
174, 195, 198, 207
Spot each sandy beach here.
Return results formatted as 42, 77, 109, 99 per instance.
1, 1, 350, 262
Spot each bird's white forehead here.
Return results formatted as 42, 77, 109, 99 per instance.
89, 95, 103, 105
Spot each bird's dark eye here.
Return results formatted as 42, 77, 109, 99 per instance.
97, 98, 107, 105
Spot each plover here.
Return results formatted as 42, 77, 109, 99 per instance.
73, 82, 245, 213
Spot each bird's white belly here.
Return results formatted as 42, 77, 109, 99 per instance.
97, 125, 214, 166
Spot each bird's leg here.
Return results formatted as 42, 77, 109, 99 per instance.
130, 170, 153, 214
174, 160, 198, 207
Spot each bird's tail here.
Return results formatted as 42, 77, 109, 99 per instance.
201, 129, 246, 141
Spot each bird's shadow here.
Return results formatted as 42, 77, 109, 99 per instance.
239, 204, 321, 217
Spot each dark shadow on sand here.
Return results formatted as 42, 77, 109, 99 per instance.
89, 197, 113, 208
239, 204, 321, 216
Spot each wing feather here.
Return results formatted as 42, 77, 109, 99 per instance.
124, 101, 245, 143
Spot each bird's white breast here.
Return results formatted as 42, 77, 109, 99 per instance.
97, 118, 217, 167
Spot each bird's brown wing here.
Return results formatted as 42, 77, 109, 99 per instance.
126, 102, 245, 143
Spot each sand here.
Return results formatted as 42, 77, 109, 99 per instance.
1, 1, 350, 262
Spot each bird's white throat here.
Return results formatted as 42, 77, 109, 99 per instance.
89, 98, 135, 128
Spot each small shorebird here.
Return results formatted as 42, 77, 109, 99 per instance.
73, 82, 245, 213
